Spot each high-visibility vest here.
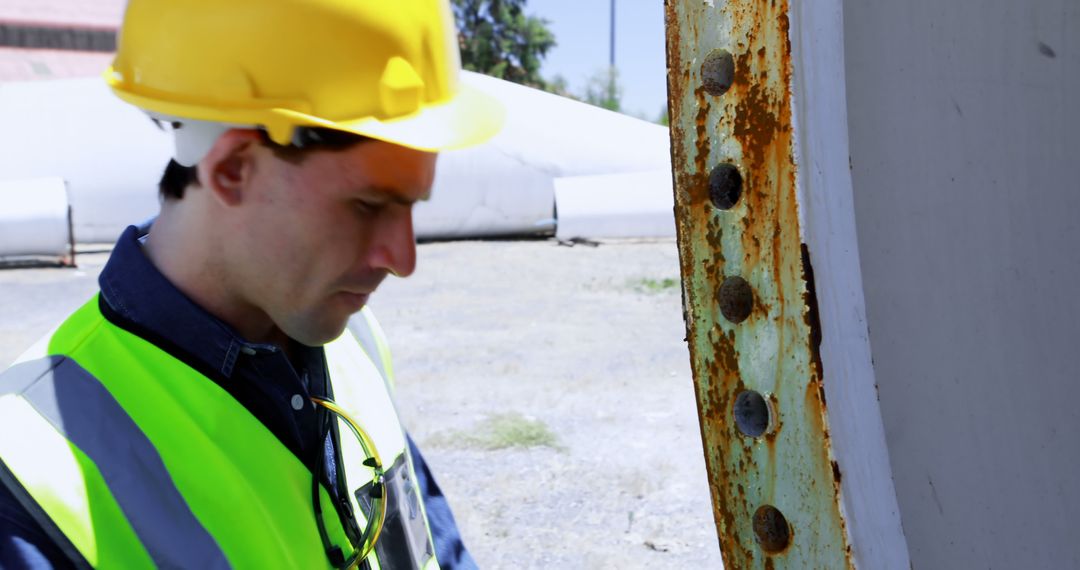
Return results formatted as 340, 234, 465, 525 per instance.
0, 295, 440, 569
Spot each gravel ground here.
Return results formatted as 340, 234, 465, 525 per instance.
0, 239, 724, 569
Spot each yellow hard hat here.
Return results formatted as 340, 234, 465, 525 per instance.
105, 0, 503, 152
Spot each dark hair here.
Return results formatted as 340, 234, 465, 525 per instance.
157, 127, 371, 200
159, 159, 200, 200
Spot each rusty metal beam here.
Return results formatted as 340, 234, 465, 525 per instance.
665, 0, 852, 567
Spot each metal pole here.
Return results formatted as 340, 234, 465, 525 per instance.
608, 0, 616, 107
609, 0, 615, 68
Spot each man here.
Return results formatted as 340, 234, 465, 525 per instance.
0, 0, 502, 568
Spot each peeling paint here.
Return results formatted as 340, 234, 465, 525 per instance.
665, 0, 852, 567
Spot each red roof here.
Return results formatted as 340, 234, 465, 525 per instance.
0, 47, 113, 82
0, 0, 125, 29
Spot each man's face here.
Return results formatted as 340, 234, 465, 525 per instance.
227, 139, 436, 346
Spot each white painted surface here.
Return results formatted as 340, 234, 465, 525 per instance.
553, 170, 674, 240
0, 177, 71, 258
844, 1, 1080, 567
788, 2, 910, 568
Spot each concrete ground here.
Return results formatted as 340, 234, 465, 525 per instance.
0, 239, 724, 569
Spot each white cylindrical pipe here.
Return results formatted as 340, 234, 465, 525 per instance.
0, 73, 673, 242
0, 177, 74, 264
553, 170, 675, 240
418, 72, 673, 239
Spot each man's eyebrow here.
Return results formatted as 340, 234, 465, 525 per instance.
366, 185, 432, 204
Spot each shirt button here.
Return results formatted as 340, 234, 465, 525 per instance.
291, 394, 305, 411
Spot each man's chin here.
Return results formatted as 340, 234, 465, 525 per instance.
338, 291, 370, 312
283, 317, 352, 347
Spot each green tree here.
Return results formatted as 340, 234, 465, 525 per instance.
452, 0, 556, 89
583, 66, 622, 112
545, 73, 575, 99
657, 104, 669, 126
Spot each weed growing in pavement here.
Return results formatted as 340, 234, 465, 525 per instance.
428, 412, 563, 451
629, 277, 680, 294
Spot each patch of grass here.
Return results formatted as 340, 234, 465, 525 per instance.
630, 277, 680, 294
429, 412, 562, 451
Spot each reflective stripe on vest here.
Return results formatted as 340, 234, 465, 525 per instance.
0, 296, 439, 569
0, 356, 227, 568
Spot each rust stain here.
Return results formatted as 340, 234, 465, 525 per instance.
801, 245, 854, 568
695, 85, 712, 197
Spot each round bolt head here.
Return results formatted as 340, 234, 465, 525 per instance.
701, 49, 736, 96
753, 505, 792, 553
734, 390, 771, 438
709, 163, 743, 210
719, 276, 754, 324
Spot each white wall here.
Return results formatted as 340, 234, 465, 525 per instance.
844, 1, 1080, 567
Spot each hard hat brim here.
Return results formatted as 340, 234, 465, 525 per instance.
106, 68, 504, 153
327, 82, 505, 152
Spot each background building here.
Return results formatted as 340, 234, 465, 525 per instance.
0, 0, 123, 81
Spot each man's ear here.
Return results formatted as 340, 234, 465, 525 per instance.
196, 129, 263, 207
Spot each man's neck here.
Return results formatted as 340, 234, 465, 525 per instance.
142, 204, 286, 349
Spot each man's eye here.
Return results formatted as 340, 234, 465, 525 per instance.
354, 200, 382, 214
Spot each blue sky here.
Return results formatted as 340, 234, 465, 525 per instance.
528, 1, 668, 121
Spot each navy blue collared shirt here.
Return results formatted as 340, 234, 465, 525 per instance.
0, 225, 475, 569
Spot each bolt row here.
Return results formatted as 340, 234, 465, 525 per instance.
701, 47, 792, 555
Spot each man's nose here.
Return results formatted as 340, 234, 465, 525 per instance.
370, 207, 417, 278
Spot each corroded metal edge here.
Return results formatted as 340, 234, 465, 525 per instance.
664, 0, 853, 567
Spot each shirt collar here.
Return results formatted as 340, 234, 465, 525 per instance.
98, 224, 284, 378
